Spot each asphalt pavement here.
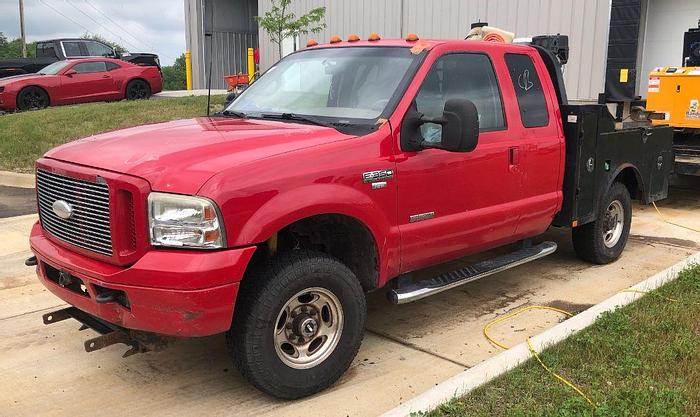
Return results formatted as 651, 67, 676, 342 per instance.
0, 186, 36, 219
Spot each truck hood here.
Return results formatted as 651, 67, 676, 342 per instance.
45, 117, 354, 194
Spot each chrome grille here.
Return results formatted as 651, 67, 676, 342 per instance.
37, 169, 113, 256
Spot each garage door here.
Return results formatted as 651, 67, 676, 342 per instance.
639, 0, 700, 96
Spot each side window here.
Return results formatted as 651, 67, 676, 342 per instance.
72, 62, 108, 73
415, 53, 505, 143
505, 54, 549, 128
105, 62, 121, 71
62, 41, 83, 57
85, 41, 114, 57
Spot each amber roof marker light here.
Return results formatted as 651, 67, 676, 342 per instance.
306, 39, 318, 47
330, 35, 342, 44
406, 33, 419, 42
368, 33, 381, 41
348, 34, 360, 42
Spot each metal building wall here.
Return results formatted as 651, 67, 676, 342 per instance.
257, 0, 612, 101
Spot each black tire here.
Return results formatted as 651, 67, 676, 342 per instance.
572, 182, 632, 264
125, 79, 151, 100
16, 86, 50, 110
228, 250, 366, 399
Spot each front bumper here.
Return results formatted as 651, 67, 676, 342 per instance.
30, 222, 256, 337
0, 91, 16, 110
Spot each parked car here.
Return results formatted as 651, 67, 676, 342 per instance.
0, 38, 160, 79
0, 58, 162, 111
29, 35, 672, 399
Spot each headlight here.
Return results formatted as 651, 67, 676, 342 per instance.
148, 192, 225, 249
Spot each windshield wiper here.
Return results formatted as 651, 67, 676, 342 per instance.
217, 109, 247, 118
259, 113, 334, 128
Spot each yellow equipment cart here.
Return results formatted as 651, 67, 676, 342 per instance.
646, 67, 700, 176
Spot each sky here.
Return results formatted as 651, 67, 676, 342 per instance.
0, 0, 186, 66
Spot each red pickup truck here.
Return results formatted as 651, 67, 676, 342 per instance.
29, 35, 672, 399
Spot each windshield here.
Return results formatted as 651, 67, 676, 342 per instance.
39, 61, 70, 75
228, 47, 419, 122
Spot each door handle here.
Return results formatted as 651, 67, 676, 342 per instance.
509, 146, 520, 166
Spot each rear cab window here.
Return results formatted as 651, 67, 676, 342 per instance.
36, 42, 57, 58
504, 53, 549, 128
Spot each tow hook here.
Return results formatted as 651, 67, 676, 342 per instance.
24, 256, 37, 266
42, 307, 173, 357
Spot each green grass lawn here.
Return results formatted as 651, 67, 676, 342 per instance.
425, 265, 700, 417
0, 95, 225, 173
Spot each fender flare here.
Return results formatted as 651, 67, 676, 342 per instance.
604, 162, 646, 201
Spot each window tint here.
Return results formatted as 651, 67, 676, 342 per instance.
415, 53, 504, 143
62, 41, 83, 57
84, 41, 114, 57
505, 54, 549, 128
72, 62, 108, 73
105, 62, 121, 71
36, 42, 56, 58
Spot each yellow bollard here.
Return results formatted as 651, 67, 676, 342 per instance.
185, 50, 193, 90
247, 48, 255, 84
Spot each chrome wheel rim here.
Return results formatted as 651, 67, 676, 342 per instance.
603, 200, 624, 248
273, 287, 343, 369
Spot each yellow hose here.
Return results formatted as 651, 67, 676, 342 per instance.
483, 305, 593, 406
526, 337, 594, 406
483, 305, 572, 350
652, 201, 700, 233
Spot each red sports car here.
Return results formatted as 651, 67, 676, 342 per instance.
0, 58, 162, 111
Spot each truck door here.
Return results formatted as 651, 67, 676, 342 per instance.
395, 52, 521, 273
502, 53, 563, 238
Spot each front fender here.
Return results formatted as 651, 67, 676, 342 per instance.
234, 183, 392, 247
225, 183, 400, 286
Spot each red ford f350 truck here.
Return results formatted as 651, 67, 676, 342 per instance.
29, 34, 673, 399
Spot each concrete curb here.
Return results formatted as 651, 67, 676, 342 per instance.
0, 171, 35, 189
380, 251, 700, 417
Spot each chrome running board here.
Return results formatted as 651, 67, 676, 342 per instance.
388, 241, 558, 304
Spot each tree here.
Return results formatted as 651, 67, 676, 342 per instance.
0, 32, 36, 59
80, 33, 127, 53
256, 0, 326, 60
161, 53, 187, 91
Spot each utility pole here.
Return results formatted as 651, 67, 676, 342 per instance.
19, 0, 27, 58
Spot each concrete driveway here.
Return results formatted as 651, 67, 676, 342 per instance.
1, 181, 699, 417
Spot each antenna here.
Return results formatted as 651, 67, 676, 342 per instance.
205, 2, 215, 116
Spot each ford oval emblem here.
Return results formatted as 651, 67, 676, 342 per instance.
52, 200, 73, 220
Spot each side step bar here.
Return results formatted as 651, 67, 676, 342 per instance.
388, 241, 558, 304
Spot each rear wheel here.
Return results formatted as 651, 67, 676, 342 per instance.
16, 86, 49, 110
572, 182, 632, 264
125, 79, 151, 100
228, 251, 366, 399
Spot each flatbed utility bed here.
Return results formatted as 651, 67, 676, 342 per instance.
553, 105, 673, 227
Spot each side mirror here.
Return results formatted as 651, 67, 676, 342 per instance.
64, 69, 77, 77
440, 98, 480, 152
401, 98, 480, 153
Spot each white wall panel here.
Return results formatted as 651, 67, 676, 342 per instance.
258, 0, 611, 100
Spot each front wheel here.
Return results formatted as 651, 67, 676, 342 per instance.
16, 86, 49, 110
125, 79, 151, 100
572, 182, 632, 264
228, 251, 366, 399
